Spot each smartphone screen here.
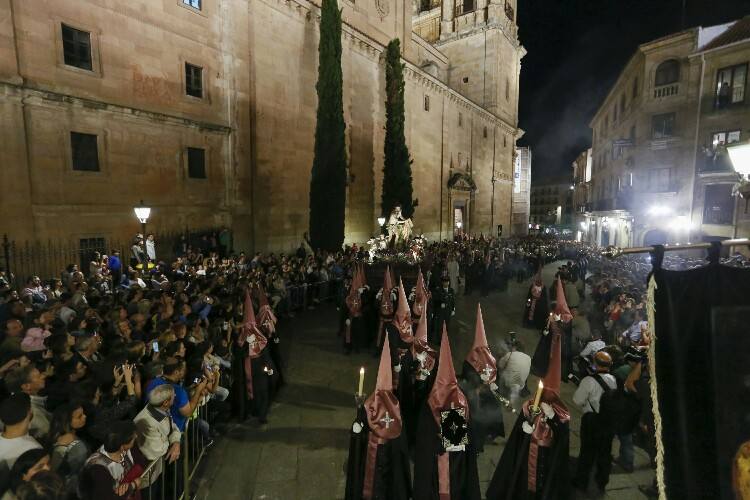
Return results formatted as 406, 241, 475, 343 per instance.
152, 341, 159, 352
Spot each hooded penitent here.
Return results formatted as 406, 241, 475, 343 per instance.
255, 283, 277, 338
411, 311, 436, 381
345, 267, 364, 345
412, 269, 430, 319
465, 303, 496, 385
362, 336, 403, 497
426, 325, 470, 497
239, 289, 268, 399
376, 266, 396, 348
393, 278, 413, 344
527, 267, 544, 322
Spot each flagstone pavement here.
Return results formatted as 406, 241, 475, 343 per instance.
194, 261, 655, 499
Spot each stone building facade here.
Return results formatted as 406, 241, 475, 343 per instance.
581, 17, 750, 248
529, 177, 573, 228
510, 146, 531, 236
0, 0, 525, 253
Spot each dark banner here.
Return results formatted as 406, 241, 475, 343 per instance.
652, 264, 750, 499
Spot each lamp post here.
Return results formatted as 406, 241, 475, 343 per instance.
133, 201, 151, 240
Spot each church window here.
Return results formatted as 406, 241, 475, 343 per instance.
70, 132, 100, 172
185, 63, 203, 98
462, 76, 469, 84
62, 24, 92, 71
632, 77, 639, 98
424, 95, 430, 111
505, 78, 510, 100
187, 147, 207, 179
182, 0, 202, 10
620, 93, 626, 114
483, 126, 488, 139
458, 112, 463, 127
503, 135, 507, 147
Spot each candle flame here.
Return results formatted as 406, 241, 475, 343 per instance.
360, 367, 365, 374
538, 380, 544, 388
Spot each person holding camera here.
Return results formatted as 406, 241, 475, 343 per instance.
144, 359, 207, 433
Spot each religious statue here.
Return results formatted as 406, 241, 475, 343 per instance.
386, 204, 414, 247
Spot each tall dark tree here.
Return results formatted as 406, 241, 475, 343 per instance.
309, 0, 347, 251
382, 39, 414, 218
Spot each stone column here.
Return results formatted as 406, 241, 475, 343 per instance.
440, 0, 455, 39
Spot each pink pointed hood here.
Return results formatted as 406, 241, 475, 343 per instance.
255, 283, 277, 337
412, 268, 430, 318
465, 303, 497, 384
241, 289, 267, 358
411, 312, 436, 375
364, 336, 402, 439
553, 278, 572, 323
393, 277, 413, 343
427, 324, 469, 426
379, 266, 395, 318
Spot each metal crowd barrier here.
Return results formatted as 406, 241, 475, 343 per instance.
139, 399, 212, 500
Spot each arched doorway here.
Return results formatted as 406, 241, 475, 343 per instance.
643, 229, 669, 246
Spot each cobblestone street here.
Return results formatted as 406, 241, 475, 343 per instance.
196, 261, 655, 499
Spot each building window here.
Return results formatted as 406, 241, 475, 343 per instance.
655, 59, 680, 86
483, 126, 488, 139
458, 112, 462, 127
703, 184, 734, 225
613, 104, 617, 124
187, 147, 206, 178
715, 64, 747, 108
61, 24, 92, 71
632, 77, 639, 98
620, 94, 626, 114
652, 112, 675, 139
504, 1, 514, 21
182, 0, 202, 9
604, 114, 609, 131
505, 78, 510, 100
70, 132, 99, 172
648, 168, 672, 192
423, 95, 430, 111
462, 76, 469, 84
503, 135, 507, 147
185, 63, 203, 98
629, 125, 636, 142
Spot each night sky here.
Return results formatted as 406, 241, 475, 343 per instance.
516, 0, 750, 182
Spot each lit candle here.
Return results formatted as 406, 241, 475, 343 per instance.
532, 380, 544, 410
358, 367, 365, 396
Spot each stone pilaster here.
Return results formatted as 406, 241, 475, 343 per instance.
440, 0, 455, 39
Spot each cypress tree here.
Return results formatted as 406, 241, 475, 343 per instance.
382, 39, 414, 219
309, 0, 347, 251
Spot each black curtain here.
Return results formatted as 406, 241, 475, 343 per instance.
653, 259, 750, 499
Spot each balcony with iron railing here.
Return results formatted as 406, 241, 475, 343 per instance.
698, 145, 740, 175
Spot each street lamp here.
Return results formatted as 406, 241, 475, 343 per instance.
134, 200, 151, 239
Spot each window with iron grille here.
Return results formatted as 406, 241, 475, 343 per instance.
185, 63, 203, 98
187, 147, 206, 179
182, 0, 202, 9
70, 132, 100, 172
62, 24, 92, 71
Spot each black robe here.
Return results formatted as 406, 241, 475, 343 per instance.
459, 361, 505, 453
345, 406, 413, 500
523, 285, 549, 330
413, 402, 481, 500
230, 341, 277, 421
268, 336, 285, 393
530, 322, 571, 380
485, 411, 570, 500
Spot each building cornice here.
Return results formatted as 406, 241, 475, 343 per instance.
0, 82, 231, 134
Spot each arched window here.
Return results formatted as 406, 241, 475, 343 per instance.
655, 60, 680, 86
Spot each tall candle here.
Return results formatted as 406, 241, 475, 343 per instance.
358, 367, 365, 396
532, 380, 544, 410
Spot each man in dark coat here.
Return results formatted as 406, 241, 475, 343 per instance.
430, 276, 455, 343
414, 325, 481, 500
345, 336, 412, 500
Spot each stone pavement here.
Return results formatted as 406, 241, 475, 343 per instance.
195, 261, 655, 499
